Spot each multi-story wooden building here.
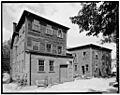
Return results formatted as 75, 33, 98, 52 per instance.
67, 44, 112, 78
10, 10, 73, 85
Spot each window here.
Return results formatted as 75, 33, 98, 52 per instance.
38, 60, 44, 72
75, 65, 77, 71
32, 19, 40, 31
32, 41, 40, 51
83, 52, 86, 56
95, 52, 98, 59
46, 25, 53, 35
57, 29, 63, 38
49, 60, 54, 72
57, 46, 62, 54
46, 43, 52, 52
86, 64, 89, 71
96, 55, 98, 59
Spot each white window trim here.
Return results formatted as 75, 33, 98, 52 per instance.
37, 59, 45, 72
57, 29, 63, 38
49, 60, 54, 72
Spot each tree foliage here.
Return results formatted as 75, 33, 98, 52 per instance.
2, 39, 11, 73
70, 1, 118, 43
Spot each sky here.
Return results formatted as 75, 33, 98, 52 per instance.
2, 3, 116, 59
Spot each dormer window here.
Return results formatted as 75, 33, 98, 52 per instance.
32, 19, 40, 32
46, 24, 53, 35
57, 29, 63, 38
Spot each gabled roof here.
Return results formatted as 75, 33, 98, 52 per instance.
67, 44, 112, 52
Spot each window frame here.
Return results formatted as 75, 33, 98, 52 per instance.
49, 60, 54, 72
57, 46, 62, 54
46, 25, 53, 35
32, 41, 40, 51
46, 43, 52, 53
57, 29, 63, 38
32, 19, 40, 32
38, 59, 45, 72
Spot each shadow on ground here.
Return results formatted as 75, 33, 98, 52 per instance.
88, 88, 118, 93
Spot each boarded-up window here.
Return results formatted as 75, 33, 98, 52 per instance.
38, 60, 44, 72
32, 41, 40, 51
32, 19, 40, 32
49, 60, 54, 72
46, 25, 53, 35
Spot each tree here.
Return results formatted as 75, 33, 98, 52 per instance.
70, 1, 118, 44
70, 1, 119, 85
2, 39, 11, 73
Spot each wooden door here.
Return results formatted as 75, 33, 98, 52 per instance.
60, 65, 68, 83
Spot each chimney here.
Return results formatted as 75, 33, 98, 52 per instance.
13, 22, 17, 33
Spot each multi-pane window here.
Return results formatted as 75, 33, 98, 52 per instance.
57, 29, 63, 38
46, 43, 52, 52
57, 46, 62, 54
86, 64, 89, 71
38, 60, 44, 72
46, 25, 53, 35
32, 19, 40, 32
32, 41, 40, 51
49, 60, 54, 72
75, 65, 77, 71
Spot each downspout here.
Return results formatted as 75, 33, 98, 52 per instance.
29, 53, 31, 85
